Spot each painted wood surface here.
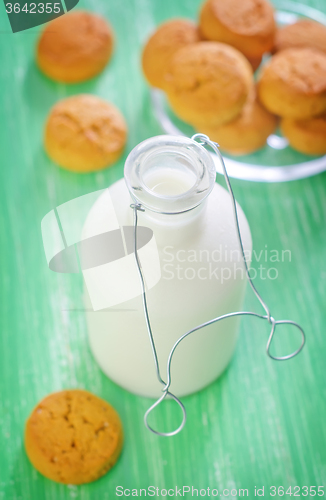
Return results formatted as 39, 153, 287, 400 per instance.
0, 0, 325, 498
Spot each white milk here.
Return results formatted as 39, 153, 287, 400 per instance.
144, 167, 196, 196
84, 136, 252, 398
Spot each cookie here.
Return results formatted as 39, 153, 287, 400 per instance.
25, 389, 123, 485
281, 115, 326, 155
258, 48, 326, 118
45, 94, 127, 172
37, 11, 114, 83
199, 87, 277, 154
199, 0, 276, 60
164, 41, 253, 128
142, 19, 201, 89
273, 20, 326, 55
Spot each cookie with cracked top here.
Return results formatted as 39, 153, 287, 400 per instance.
199, 0, 276, 60
44, 94, 127, 173
25, 389, 123, 484
164, 41, 253, 128
258, 48, 326, 119
37, 11, 114, 83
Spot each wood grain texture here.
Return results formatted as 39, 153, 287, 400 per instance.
0, 0, 325, 498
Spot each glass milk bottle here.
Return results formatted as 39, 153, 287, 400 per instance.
84, 136, 252, 398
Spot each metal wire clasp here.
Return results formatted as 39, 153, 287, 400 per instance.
130, 134, 306, 436
130, 201, 187, 437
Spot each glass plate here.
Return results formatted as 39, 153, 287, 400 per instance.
151, 1, 326, 182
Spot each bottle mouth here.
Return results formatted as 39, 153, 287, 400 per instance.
124, 135, 216, 214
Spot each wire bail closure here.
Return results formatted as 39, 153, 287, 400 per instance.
130, 133, 305, 437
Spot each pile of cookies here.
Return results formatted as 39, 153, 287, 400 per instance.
142, 0, 326, 156
37, 11, 127, 172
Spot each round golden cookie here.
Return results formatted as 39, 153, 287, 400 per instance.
281, 115, 326, 155
258, 48, 326, 119
142, 19, 201, 89
164, 41, 253, 128
45, 94, 127, 173
273, 20, 326, 55
25, 389, 123, 485
199, 0, 276, 59
37, 11, 114, 83
199, 87, 277, 154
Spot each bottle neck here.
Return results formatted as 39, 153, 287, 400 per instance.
124, 135, 216, 217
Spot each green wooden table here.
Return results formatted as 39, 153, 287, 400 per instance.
1, 0, 326, 498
